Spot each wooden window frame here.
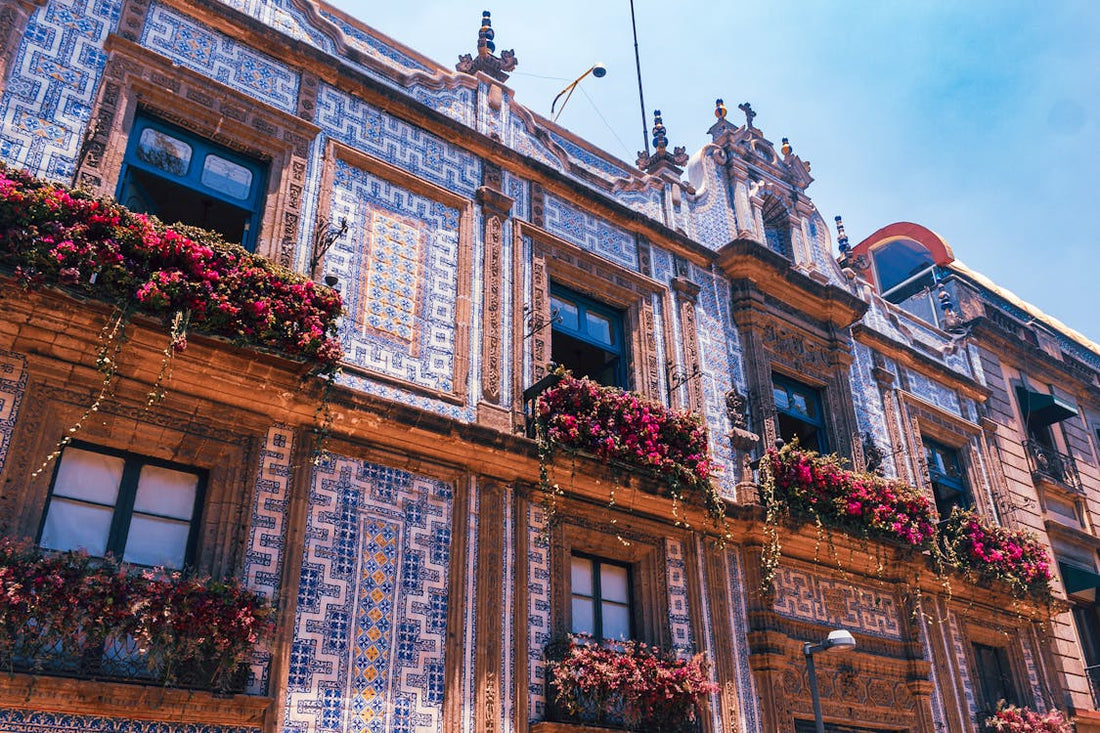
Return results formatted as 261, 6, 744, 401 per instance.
37, 440, 206, 569
569, 552, 635, 641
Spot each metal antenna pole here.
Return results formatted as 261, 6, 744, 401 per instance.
629, 0, 649, 156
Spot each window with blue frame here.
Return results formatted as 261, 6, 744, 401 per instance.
922, 436, 971, 518
550, 284, 627, 389
772, 373, 829, 453
117, 113, 267, 251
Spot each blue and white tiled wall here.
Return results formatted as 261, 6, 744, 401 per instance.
0, 711, 259, 733
0, 0, 121, 179
285, 455, 456, 733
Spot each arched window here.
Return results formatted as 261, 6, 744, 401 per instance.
872, 238, 936, 303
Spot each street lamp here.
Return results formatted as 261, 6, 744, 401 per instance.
803, 629, 856, 733
550, 63, 607, 122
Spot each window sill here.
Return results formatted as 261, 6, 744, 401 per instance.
532, 722, 624, 733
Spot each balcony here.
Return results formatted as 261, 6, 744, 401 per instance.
1024, 440, 1082, 492
0, 539, 272, 694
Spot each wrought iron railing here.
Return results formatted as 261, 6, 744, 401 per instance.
1086, 664, 1100, 710
523, 371, 562, 438
3, 635, 249, 693
1023, 440, 1082, 492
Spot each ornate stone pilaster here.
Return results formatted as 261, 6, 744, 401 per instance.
474, 479, 506, 732
476, 178, 513, 409
671, 277, 705, 413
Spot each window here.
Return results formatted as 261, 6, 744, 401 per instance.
872, 238, 936, 304
38, 443, 205, 570
1017, 384, 1080, 488
118, 114, 267, 251
570, 554, 633, 641
772, 374, 829, 453
923, 437, 971, 518
971, 642, 1020, 713
550, 284, 627, 389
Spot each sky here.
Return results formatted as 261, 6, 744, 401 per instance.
327, 0, 1100, 342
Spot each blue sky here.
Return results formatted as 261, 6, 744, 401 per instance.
329, 0, 1100, 341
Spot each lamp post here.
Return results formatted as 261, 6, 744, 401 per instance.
803, 629, 857, 733
550, 63, 607, 122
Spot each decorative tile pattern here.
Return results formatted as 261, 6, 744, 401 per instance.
0, 349, 27, 478
664, 538, 693, 655
285, 454, 454, 733
411, 85, 475, 128
0, 0, 121, 180
0, 710, 258, 733
543, 194, 637, 271
547, 132, 632, 181
692, 263, 743, 497
849, 343, 894, 476
335, 370, 476, 423
325, 159, 459, 394
725, 548, 760, 733
507, 115, 559, 172
242, 425, 295, 695
614, 187, 663, 221
503, 170, 528, 222
217, 0, 333, 51
771, 566, 902, 640
526, 503, 551, 721
685, 154, 736, 251
903, 367, 962, 417
141, 3, 299, 114
319, 11, 428, 72
316, 85, 480, 199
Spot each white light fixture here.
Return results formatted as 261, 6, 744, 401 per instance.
804, 629, 857, 733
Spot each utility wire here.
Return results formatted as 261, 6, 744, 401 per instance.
580, 87, 634, 161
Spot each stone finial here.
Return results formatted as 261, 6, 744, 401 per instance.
652, 109, 668, 153
737, 101, 756, 128
455, 10, 518, 82
637, 108, 689, 174
725, 389, 749, 431
835, 215, 850, 257
781, 137, 792, 156
715, 98, 727, 120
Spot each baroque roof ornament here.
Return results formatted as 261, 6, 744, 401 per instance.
636, 109, 688, 174
455, 10, 517, 82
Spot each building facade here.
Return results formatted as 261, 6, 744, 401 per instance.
0, 1, 1098, 732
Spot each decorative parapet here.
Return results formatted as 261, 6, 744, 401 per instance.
636, 109, 689, 176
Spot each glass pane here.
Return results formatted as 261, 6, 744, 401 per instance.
602, 602, 631, 640
133, 465, 198, 520
39, 498, 113, 556
551, 296, 579, 332
53, 448, 123, 505
600, 563, 630, 603
586, 311, 613, 346
874, 238, 935, 293
201, 154, 253, 201
773, 386, 789, 411
571, 556, 594, 596
137, 127, 192, 177
571, 597, 595, 635
123, 515, 190, 569
791, 393, 810, 418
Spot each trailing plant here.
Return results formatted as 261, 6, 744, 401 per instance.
0, 537, 273, 691
0, 163, 343, 367
546, 634, 716, 732
534, 368, 724, 531
939, 507, 1053, 602
985, 702, 1072, 733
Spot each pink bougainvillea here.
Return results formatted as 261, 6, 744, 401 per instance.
986, 703, 1072, 733
535, 370, 722, 525
0, 163, 342, 367
765, 441, 937, 550
0, 538, 273, 691
547, 634, 717, 732
940, 507, 1053, 601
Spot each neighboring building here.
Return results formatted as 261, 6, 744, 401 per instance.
0, 1, 1097, 733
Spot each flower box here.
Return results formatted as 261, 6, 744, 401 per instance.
545, 636, 715, 733
764, 443, 936, 551
535, 371, 722, 526
985, 702, 1071, 733
0, 163, 342, 368
940, 508, 1053, 602
0, 539, 273, 693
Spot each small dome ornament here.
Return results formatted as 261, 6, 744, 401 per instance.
781, 137, 792, 157
637, 108, 689, 174
715, 98, 728, 120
